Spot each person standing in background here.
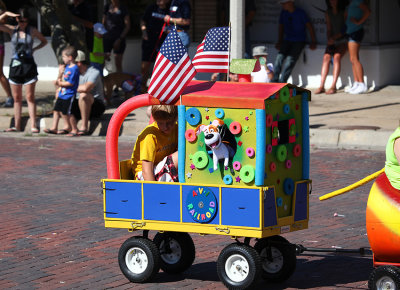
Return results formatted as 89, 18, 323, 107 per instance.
141, 0, 170, 90
344, 0, 370, 94
315, 0, 348, 95
163, 0, 191, 49
272, 0, 316, 83
0, 1, 13, 108
0, 8, 47, 133
103, 0, 130, 73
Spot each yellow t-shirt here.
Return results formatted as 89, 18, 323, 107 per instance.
131, 121, 178, 178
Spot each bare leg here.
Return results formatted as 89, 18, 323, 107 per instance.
348, 41, 364, 83
50, 110, 61, 131
69, 114, 78, 135
11, 84, 23, 131
25, 81, 38, 130
328, 52, 344, 93
316, 53, 331, 94
78, 92, 94, 132
60, 113, 71, 131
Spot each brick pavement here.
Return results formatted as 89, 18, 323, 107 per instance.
0, 135, 385, 289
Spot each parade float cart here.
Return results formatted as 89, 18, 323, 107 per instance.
102, 80, 312, 289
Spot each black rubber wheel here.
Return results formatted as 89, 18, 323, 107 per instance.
153, 232, 195, 274
217, 243, 261, 290
369, 266, 400, 290
254, 235, 296, 283
118, 236, 160, 283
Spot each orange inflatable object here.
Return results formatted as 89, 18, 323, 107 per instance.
366, 172, 400, 266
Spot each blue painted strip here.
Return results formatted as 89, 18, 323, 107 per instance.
178, 105, 186, 182
302, 93, 310, 179
255, 109, 266, 186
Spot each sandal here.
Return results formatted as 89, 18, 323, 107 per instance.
326, 88, 337, 94
77, 130, 90, 136
44, 128, 58, 134
4, 127, 19, 132
57, 129, 70, 135
314, 88, 325, 94
31, 128, 39, 134
66, 132, 78, 137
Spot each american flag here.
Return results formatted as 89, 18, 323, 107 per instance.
148, 29, 196, 104
192, 27, 230, 73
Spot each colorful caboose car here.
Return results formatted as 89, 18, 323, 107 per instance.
102, 80, 312, 289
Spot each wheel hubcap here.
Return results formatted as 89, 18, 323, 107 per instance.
260, 247, 284, 273
376, 276, 396, 290
160, 239, 182, 264
225, 254, 249, 282
125, 247, 148, 274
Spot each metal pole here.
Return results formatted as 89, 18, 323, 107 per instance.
230, 0, 245, 59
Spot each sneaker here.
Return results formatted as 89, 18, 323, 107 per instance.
345, 82, 359, 93
350, 82, 367, 94
2, 97, 13, 108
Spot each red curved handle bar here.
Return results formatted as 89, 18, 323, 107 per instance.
106, 94, 159, 179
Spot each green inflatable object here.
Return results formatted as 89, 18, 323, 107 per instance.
276, 145, 287, 162
193, 151, 209, 169
279, 86, 290, 103
240, 165, 255, 183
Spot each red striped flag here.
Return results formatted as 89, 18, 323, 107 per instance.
192, 27, 230, 73
148, 29, 196, 104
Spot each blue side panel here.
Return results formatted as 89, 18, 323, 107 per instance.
301, 93, 310, 180
104, 181, 142, 219
143, 183, 180, 222
181, 185, 220, 224
294, 182, 308, 222
221, 188, 260, 228
264, 187, 278, 227
255, 109, 266, 186
178, 105, 186, 183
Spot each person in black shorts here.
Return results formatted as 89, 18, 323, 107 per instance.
102, 0, 130, 73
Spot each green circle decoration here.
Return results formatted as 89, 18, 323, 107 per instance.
279, 86, 290, 103
276, 145, 287, 162
192, 151, 209, 169
240, 165, 255, 183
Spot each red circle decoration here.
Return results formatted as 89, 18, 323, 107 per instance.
229, 121, 242, 135
285, 159, 292, 169
266, 114, 273, 127
293, 144, 301, 157
266, 144, 272, 153
185, 129, 197, 142
269, 162, 276, 172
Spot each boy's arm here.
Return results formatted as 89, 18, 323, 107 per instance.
142, 160, 156, 181
394, 138, 400, 165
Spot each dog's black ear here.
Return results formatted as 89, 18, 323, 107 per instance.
220, 124, 237, 157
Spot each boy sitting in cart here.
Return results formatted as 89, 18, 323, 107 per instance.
131, 105, 179, 182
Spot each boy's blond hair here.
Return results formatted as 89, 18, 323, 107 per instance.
62, 45, 78, 59
151, 105, 178, 121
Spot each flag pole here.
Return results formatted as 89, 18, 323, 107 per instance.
227, 23, 231, 82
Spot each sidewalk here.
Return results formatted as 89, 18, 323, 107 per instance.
1, 81, 399, 150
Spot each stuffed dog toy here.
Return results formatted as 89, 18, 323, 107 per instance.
196, 119, 231, 170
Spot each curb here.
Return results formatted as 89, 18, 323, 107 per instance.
310, 128, 390, 151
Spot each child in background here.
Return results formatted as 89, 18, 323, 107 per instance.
131, 105, 179, 182
251, 45, 274, 83
90, 23, 107, 76
44, 46, 79, 134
